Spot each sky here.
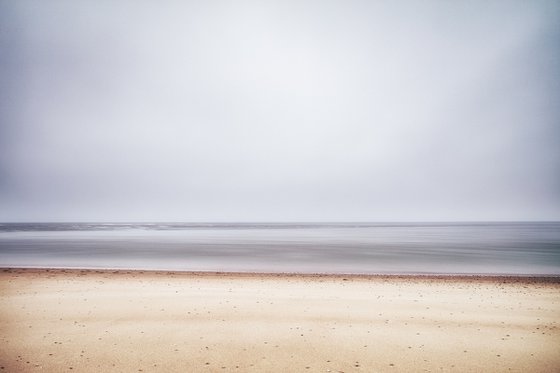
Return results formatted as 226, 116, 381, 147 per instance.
0, 0, 559, 222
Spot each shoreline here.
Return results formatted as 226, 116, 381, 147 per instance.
0, 267, 560, 284
2, 267, 560, 283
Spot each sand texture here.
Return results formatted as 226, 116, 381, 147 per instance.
0, 269, 559, 372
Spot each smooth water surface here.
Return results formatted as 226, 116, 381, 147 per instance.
1, 222, 559, 275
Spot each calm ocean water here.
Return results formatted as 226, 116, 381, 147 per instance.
0, 222, 559, 275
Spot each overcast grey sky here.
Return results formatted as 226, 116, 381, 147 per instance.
0, 0, 559, 222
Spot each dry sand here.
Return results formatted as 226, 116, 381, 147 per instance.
0, 269, 559, 372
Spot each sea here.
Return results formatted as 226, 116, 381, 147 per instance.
0, 222, 559, 275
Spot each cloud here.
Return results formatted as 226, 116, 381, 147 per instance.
1, 0, 559, 221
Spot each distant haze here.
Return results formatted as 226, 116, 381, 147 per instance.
1, 0, 559, 222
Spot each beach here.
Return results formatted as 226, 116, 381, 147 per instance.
1, 269, 559, 372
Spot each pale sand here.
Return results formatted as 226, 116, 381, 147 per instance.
0, 269, 559, 372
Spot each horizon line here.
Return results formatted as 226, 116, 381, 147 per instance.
1, 220, 559, 224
